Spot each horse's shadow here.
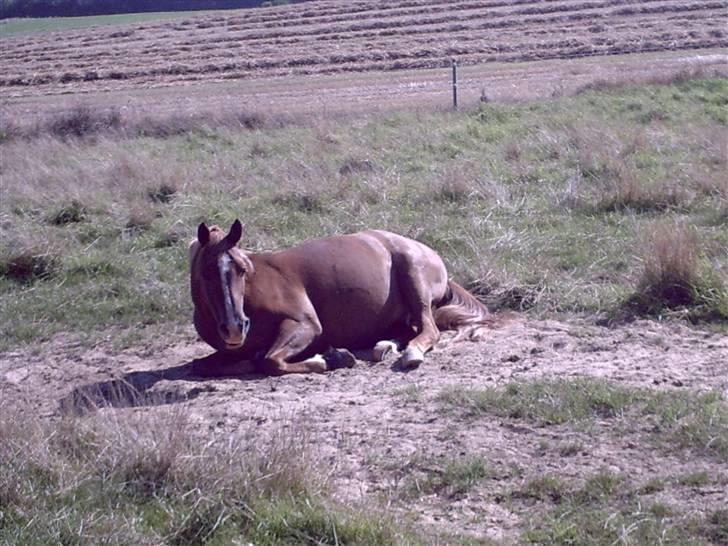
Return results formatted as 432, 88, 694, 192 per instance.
60, 348, 418, 415
59, 352, 265, 416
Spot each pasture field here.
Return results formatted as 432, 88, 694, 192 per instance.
1, 1, 727, 543
1, 74, 727, 544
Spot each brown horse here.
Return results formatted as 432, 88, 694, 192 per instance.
189, 220, 491, 375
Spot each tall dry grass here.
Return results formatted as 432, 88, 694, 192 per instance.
626, 220, 727, 320
1, 397, 416, 544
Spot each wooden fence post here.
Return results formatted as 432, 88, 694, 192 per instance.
452, 59, 458, 110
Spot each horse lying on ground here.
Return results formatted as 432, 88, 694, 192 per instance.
189, 220, 492, 375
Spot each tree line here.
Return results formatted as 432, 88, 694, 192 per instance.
1, 0, 301, 19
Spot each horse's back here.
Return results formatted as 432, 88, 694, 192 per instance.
260, 230, 446, 348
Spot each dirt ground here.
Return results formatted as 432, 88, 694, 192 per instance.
2, 316, 726, 541
3, 49, 728, 131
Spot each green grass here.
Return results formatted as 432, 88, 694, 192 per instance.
0, 10, 215, 36
438, 378, 728, 460
405, 455, 493, 499
438, 378, 638, 424
515, 469, 723, 545
1, 77, 726, 350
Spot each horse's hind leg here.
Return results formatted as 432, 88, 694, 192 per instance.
396, 262, 444, 369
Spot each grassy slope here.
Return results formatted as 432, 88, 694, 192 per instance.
1, 77, 726, 351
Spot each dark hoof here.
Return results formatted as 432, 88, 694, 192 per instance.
324, 348, 357, 370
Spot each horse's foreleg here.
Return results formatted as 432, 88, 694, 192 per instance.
257, 318, 332, 375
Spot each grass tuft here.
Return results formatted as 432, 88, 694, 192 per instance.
625, 221, 728, 321
403, 455, 493, 500
0, 250, 59, 283
147, 183, 177, 204
45, 105, 121, 139
47, 199, 88, 225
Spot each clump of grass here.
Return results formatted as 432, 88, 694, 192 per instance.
406, 455, 492, 499
47, 199, 88, 225
677, 470, 711, 487
516, 475, 568, 503
272, 191, 328, 214
0, 250, 59, 283
575, 471, 625, 504
124, 208, 156, 233
707, 509, 728, 544
147, 183, 177, 204
394, 384, 423, 404
44, 105, 121, 139
339, 157, 375, 176
625, 221, 728, 321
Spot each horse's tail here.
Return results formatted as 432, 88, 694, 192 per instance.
433, 280, 495, 340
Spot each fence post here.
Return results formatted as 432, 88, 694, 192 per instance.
451, 59, 458, 110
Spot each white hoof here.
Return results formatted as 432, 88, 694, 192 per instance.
401, 346, 424, 368
373, 340, 400, 362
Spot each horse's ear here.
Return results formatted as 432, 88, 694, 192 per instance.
223, 219, 243, 248
197, 223, 210, 246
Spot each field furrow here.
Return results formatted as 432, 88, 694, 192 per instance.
1, 0, 725, 95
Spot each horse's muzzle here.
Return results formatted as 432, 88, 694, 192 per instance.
219, 317, 250, 350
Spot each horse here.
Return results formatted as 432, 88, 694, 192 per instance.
189, 220, 492, 375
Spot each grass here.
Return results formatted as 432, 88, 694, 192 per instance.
0, 10, 216, 36
404, 455, 493, 500
624, 220, 728, 321
515, 469, 725, 545
438, 378, 728, 460
0, 400, 421, 546
1, 76, 727, 351
438, 378, 638, 425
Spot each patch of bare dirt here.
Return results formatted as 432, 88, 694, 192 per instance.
1, 317, 726, 541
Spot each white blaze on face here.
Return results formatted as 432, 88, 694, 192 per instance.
218, 253, 238, 332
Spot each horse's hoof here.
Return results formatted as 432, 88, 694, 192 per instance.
401, 346, 424, 369
373, 340, 400, 362
324, 348, 356, 370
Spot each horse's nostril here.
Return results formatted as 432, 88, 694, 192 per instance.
219, 324, 230, 338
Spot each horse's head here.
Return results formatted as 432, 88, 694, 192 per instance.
190, 219, 254, 351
